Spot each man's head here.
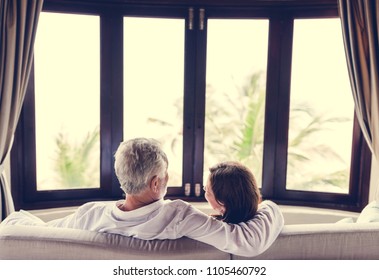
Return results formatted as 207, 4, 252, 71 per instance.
114, 138, 168, 196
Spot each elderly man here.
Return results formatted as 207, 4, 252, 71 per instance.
2, 138, 284, 257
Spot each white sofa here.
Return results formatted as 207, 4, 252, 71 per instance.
1, 222, 379, 259
1, 203, 379, 260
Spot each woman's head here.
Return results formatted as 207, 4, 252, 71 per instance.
205, 161, 261, 224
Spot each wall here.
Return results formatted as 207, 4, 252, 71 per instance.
6, 150, 378, 214
30, 202, 359, 225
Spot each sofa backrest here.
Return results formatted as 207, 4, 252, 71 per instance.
235, 222, 379, 260
1, 223, 379, 260
0, 225, 230, 260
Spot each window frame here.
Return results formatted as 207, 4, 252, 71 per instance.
258, 9, 372, 211
11, 0, 371, 211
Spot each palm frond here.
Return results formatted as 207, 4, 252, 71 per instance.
53, 127, 99, 188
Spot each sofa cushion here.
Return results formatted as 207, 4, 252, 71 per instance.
2, 222, 379, 260
233, 223, 379, 260
335, 217, 355, 223
357, 201, 379, 223
0, 225, 230, 260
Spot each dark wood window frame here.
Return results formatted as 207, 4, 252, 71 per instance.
11, 0, 371, 212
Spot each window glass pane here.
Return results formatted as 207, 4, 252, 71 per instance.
35, 12, 100, 190
287, 19, 354, 193
123, 17, 184, 187
204, 19, 269, 187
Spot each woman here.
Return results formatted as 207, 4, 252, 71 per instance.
204, 161, 262, 224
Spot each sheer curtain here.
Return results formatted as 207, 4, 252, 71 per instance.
0, 0, 43, 221
339, 0, 379, 200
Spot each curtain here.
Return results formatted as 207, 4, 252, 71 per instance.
339, 1, 379, 158
339, 0, 379, 200
0, 0, 43, 221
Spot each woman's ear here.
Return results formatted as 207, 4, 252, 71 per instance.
219, 205, 226, 215
217, 201, 226, 215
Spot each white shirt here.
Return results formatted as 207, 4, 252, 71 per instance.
1, 199, 284, 257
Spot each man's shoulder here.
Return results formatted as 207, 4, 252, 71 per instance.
163, 199, 191, 207
160, 199, 207, 220
76, 201, 114, 214
80, 201, 111, 207
162, 199, 193, 212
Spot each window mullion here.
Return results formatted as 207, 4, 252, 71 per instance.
192, 8, 207, 198
261, 17, 294, 199
261, 18, 282, 199
181, 7, 198, 198
273, 17, 294, 198
100, 11, 124, 199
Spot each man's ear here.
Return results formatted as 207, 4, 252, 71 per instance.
149, 175, 159, 193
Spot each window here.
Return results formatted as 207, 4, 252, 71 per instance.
287, 19, 354, 194
11, 0, 371, 211
123, 17, 184, 187
34, 12, 100, 191
204, 19, 269, 187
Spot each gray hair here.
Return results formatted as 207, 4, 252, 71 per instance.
114, 138, 168, 195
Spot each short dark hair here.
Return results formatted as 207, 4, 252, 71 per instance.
209, 161, 261, 224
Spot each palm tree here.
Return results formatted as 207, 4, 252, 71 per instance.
204, 72, 266, 182
205, 71, 351, 192
53, 126, 100, 188
119, 70, 350, 192
286, 103, 350, 192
